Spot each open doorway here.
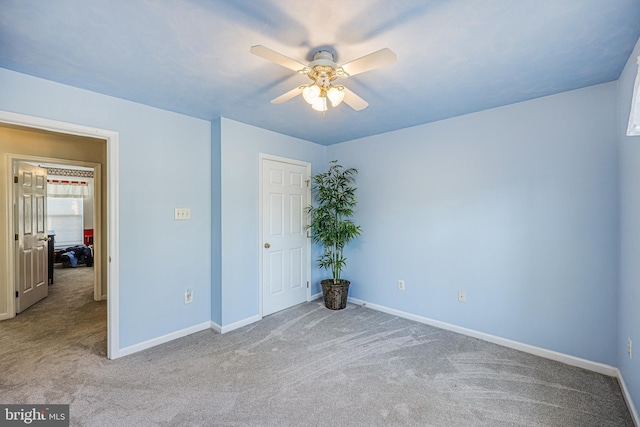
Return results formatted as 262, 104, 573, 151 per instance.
7, 151, 104, 309
6, 155, 103, 350
0, 115, 118, 358
27, 161, 100, 303
40, 162, 99, 302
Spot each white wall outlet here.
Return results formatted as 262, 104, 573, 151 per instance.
184, 289, 193, 304
174, 208, 191, 220
397, 280, 405, 291
458, 291, 466, 303
629, 338, 633, 359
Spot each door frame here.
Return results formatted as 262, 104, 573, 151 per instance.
10, 156, 102, 303
258, 153, 311, 319
0, 110, 120, 360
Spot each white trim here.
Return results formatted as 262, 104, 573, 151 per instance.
217, 314, 261, 334
118, 321, 211, 358
3, 155, 16, 320
348, 297, 618, 377
210, 321, 222, 333
0, 110, 120, 360
618, 371, 640, 427
92, 163, 102, 302
310, 291, 322, 301
106, 121, 119, 360
258, 153, 312, 319
258, 153, 264, 319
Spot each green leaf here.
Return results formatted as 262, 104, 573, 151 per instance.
307, 160, 362, 282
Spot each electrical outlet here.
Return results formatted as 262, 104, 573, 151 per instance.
175, 208, 191, 220
397, 280, 405, 291
458, 291, 466, 303
629, 338, 633, 359
184, 289, 193, 304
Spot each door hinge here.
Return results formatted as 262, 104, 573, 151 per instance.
306, 179, 310, 188
14, 176, 18, 184
15, 234, 18, 241
16, 291, 19, 298
306, 231, 310, 238
307, 281, 309, 289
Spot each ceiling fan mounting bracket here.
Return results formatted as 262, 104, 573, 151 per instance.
311, 50, 335, 63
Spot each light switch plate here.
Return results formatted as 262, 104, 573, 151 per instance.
174, 208, 191, 220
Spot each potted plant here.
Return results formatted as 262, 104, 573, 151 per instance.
307, 160, 362, 310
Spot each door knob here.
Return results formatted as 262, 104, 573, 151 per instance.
264, 243, 270, 249
39, 237, 51, 241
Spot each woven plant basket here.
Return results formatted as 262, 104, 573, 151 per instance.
321, 279, 350, 310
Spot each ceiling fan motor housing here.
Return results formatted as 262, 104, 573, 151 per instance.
307, 51, 341, 87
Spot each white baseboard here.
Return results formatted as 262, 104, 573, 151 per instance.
215, 314, 261, 334
210, 321, 222, 333
348, 297, 618, 377
117, 321, 211, 358
215, 297, 324, 335
618, 371, 640, 426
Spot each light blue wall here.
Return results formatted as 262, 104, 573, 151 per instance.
219, 118, 326, 325
0, 68, 212, 349
618, 37, 640, 414
211, 119, 222, 325
328, 82, 619, 365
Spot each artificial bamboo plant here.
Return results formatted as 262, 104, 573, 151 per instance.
307, 160, 362, 284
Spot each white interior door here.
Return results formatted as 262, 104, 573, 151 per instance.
261, 157, 309, 316
15, 161, 48, 313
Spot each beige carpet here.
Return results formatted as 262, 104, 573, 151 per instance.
0, 267, 634, 426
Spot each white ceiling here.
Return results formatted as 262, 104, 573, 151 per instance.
1, 0, 639, 145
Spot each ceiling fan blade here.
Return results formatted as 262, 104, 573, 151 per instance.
340, 48, 397, 77
271, 87, 303, 104
342, 87, 369, 111
250, 45, 307, 72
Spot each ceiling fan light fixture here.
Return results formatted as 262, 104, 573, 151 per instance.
311, 97, 327, 112
251, 44, 397, 115
302, 84, 320, 104
327, 86, 345, 107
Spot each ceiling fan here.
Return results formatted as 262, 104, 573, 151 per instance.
250, 45, 397, 114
